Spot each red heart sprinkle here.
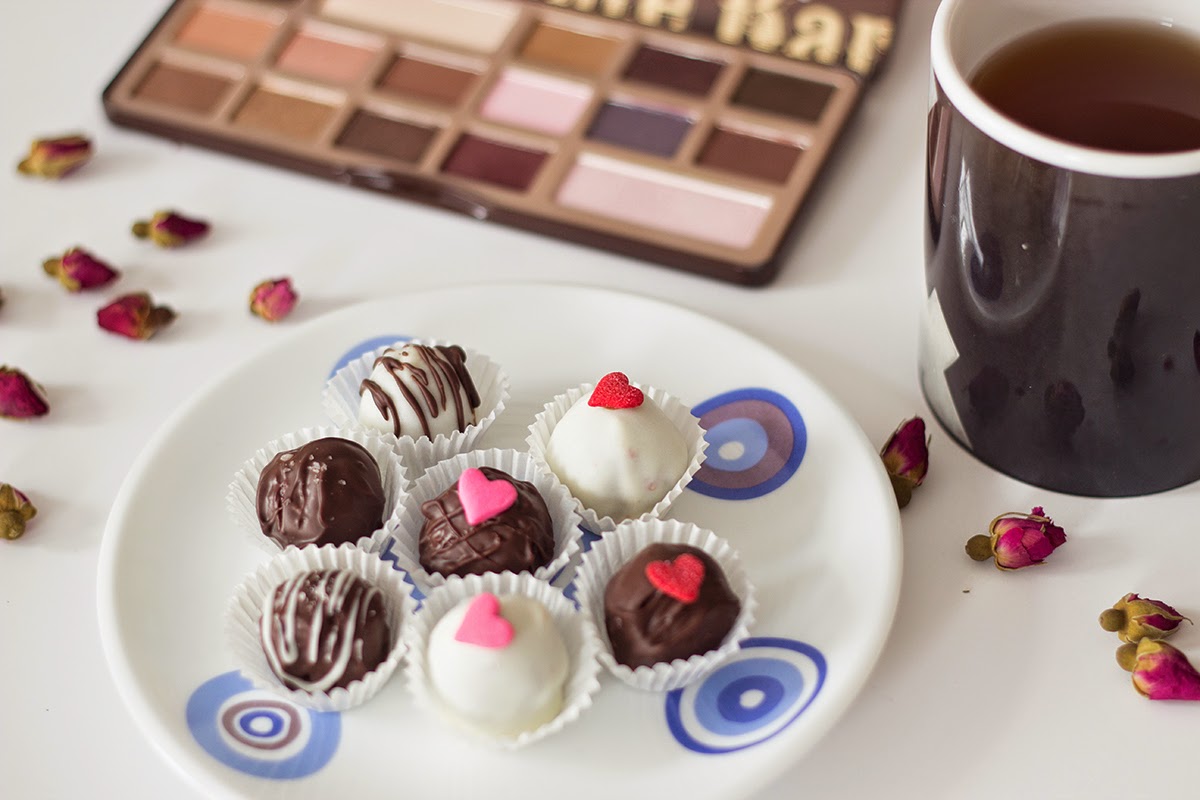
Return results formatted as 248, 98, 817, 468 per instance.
644, 553, 706, 604
589, 372, 644, 409
454, 593, 514, 649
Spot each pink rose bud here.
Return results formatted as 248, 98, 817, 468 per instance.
131, 210, 210, 248
249, 277, 298, 322
0, 366, 50, 419
1118, 639, 1200, 701
880, 416, 929, 508
42, 247, 119, 292
0, 483, 37, 540
17, 133, 93, 178
965, 506, 1067, 570
97, 292, 176, 340
1100, 593, 1190, 643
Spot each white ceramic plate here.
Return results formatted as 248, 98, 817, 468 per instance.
97, 284, 902, 799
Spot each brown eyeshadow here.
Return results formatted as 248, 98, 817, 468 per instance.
697, 129, 802, 183
134, 62, 233, 114
336, 110, 437, 163
623, 47, 723, 96
379, 57, 476, 106
733, 69, 835, 122
519, 24, 619, 76
441, 135, 546, 190
233, 88, 334, 140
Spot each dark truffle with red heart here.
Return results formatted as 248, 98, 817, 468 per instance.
603, 542, 741, 669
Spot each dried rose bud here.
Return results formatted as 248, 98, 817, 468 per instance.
249, 277, 298, 322
17, 133, 93, 178
0, 483, 37, 540
1100, 593, 1190, 643
131, 210, 210, 248
0, 366, 50, 419
880, 416, 929, 508
42, 247, 119, 292
965, 506, 1067, 570
1117, 639, 1200, 701
97, 292, 176, 340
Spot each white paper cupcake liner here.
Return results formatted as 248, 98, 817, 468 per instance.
322, 338, 509, 478
525, 380, 707, 534
403, 571, 602, 749
227, 425, 409, 556
573, 518, 756, 692
382, 448, 584, 593
225, 543, 417, 711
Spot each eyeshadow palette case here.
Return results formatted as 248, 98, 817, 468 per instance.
104, 0, 901, 284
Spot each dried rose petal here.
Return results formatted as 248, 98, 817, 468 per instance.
17, 134, 93, 178
43, 247, 119, 292
249, 277, 298, 322
965, 506, 1067, 570
131, 210, 210, 248
0, 366, 50, 419
0, 483, 37, 540
97, 292, 176, 340
880, 416, 929, 508
1118, 639, 1200, 701
1100, 593, 1190, 643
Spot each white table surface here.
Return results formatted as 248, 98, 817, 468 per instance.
2, 1, 1197, 798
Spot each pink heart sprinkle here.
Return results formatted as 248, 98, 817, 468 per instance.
454, 593, 514, 649
457, 467, 517, 526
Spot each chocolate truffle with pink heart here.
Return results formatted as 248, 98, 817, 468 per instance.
526, 371, 708, 533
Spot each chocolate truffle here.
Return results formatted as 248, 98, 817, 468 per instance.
358, 342, 481, 440
604, 542, 740, 669
255, 437, 386, 548
260, 569, 391, 692
419, 466, 554, 578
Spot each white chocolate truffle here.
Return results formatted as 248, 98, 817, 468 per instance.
544, 376, 688, 521
427, 593, 569, 736
357, 343, 480, 440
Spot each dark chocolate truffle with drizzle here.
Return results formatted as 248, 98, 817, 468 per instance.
255, 437, 386, 548
603, 542, 740, 669
260, 569, 391, 692
358, 343, 480, 439
419, 466, 555, 578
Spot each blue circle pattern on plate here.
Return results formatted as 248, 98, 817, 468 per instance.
186, 671, 341, 780
665, 637, 826, 754
688, 389, 806, 500
327, 334, 409, 379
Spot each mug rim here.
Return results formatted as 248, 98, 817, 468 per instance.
931, 0, 1200, 179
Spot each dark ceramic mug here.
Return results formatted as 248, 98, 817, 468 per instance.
920, 0, 1200, 496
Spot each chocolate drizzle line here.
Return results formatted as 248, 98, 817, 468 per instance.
359, 344, 480, 438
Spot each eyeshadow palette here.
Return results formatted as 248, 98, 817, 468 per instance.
104, 0, 900, 284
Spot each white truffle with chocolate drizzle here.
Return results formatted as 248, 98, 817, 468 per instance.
357, 343, 481, 440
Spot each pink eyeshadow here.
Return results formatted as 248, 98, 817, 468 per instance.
174, 6, 279, 61
276, 31, 377, 84
478, 69, 592, 136
557, 155, 771, 249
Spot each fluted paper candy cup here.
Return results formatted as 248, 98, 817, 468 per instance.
403, 571, 602, 749
381, 448, 583, 593
323, 339, 508, 478
573, 518, 756, 692
525, 378, 707, 534
227, 426, 409, 556
225, 543, 416, 711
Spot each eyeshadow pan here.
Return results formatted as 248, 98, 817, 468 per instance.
698, 128, 802, 183
321, 0, 519, 54
558, 154, 771, 249
623, 47, 723, 96
336, 110, 436, 163
379, 57, 476, 106
233, 88, 335, 140
587, 102, 691, 157
276, 30, 377, 84
520, 24, 620, 76
174, 5, 279, 61
442, 134, 546, 190
134, 63, 233, 114
479, 69, 592, 136
732, 69, 835, 122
